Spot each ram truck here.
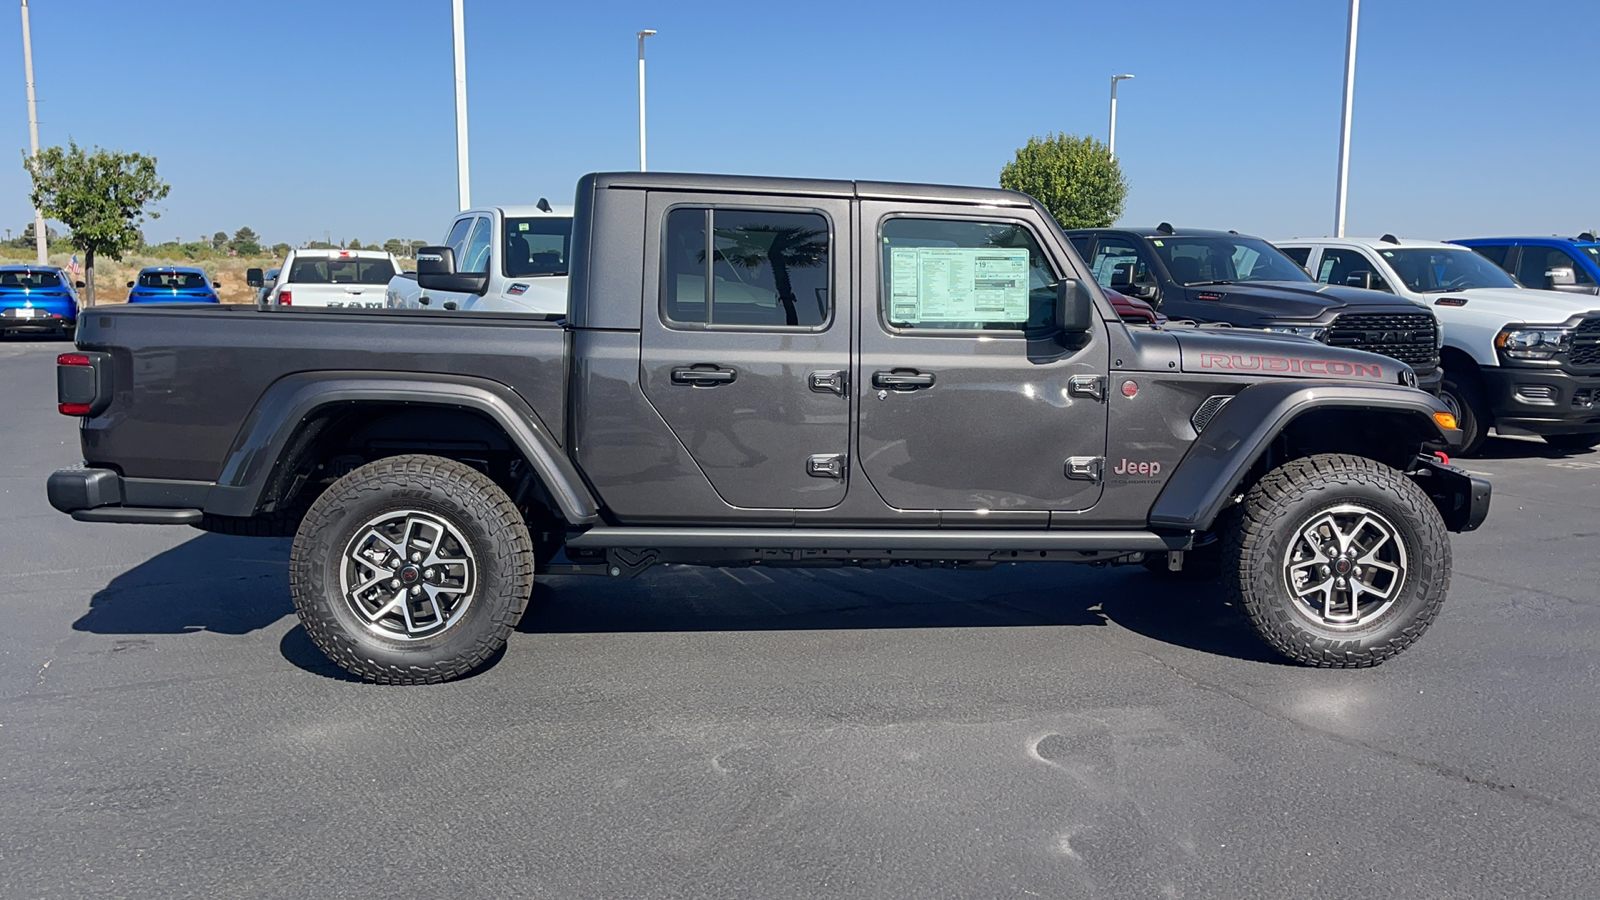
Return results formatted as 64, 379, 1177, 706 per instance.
246, 248, 400, 308
49, 173, 1490, 684
386, 200, 571, 315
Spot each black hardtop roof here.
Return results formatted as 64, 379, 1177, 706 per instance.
1066, 226, 1257, 239
585, 171, 1035, 208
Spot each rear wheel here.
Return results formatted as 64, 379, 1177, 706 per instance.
1438, 373, 1489, 456
1225, 454, 1451, 668
1543, 432, 1600, 452
290, 454, 534, 684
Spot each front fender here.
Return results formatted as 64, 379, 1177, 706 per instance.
204, 371, 600, 524
1148, 380, 1458, 532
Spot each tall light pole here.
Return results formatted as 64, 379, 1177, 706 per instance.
637, 30, 656, 172
20, 0, 48, 264
1334, 0, 1360, 237
1108, 74, 1135, 157
451, 0, 471, 210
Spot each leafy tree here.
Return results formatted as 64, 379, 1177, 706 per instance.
271, 242, 291, 256
212, 231, 229, 249
999, 132, 1128, 230
9, 222, 58, 250
383, 238, 405, 256
231, 226, 261, 255
23, 140, 170, 304
306, 240, 335, 250
347, 239, 363, 251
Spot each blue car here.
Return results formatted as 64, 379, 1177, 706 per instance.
0, 265, 80, 338
125, 266, 221, 303
1450, 234, 1600, 296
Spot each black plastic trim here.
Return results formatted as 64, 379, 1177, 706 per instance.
567, 527, 1182, 552
47, 467, 123, 512
71, 507, 202, 525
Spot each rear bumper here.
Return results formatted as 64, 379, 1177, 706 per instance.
1481, 367, 1600, 436
48, 467, 204, 525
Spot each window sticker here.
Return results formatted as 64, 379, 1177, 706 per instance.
889, 247, 1029, 324
518, 222, 530, 231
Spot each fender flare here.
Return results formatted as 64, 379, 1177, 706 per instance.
1148, 380, 1456, 532
203, 371, 600, 524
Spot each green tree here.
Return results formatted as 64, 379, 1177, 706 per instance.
347, 238, 363, 251
211, 230, 228, 249
999, 132, 1128, 230
23, 140, 170, 304
383, 238, 405, 256
10, 222, 58, 250
271, 242, 291, 256
231, 226, 261, 255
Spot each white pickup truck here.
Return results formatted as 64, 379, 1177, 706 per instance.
247, 249, 401, 308
1276, 235, 1600, 454
386, 201, 571, 316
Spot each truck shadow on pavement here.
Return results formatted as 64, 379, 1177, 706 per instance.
69, 533, 1281, 680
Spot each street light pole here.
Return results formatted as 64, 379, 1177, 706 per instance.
637, 30, 656, 172
1334, 0, 1360, 237
451, 0, 471, 210
1108, 74, 1135, 157
20, 0, 48, 264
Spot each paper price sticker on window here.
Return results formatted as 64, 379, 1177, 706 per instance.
889, 247, 1029, 324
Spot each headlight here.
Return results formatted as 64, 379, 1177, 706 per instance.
1495, 327, 1572, 360
1263, 325, 1327, 340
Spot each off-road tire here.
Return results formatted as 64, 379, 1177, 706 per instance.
1225, 453, 1451, 668
1439, 372, 1489, 456
1543, 432, 1600, 452
289, 454, 534, 684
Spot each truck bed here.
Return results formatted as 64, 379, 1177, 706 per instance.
73, 304, 569, 482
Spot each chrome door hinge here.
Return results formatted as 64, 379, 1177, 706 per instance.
1068, 374, 1106, 401
1064, 456, 1104, 482
807, 453, 846, 478
809, 370, 847, 396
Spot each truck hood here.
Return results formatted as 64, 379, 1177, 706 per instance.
1428, 287, 1600, 325
1181, 280, 1419, 323
1167, 324, 1403, 384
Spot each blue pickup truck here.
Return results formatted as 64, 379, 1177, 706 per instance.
0, 265, 80, 338
125, 266, 221, 303
1451, 234, 1600, 296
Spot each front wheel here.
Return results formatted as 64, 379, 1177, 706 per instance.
1543, 432, 1600, 452
1225, 454, 1451, 668
1438, 373, 1489, 456
289, 454, 535, 684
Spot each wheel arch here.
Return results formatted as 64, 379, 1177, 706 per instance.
1148, 380, 1457, 533
204, 372, 600, 525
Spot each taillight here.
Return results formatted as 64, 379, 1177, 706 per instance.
59, 402, 92, 416
279, 290, 292, 305
57, 353, 95, 416
58, 353, 91, 367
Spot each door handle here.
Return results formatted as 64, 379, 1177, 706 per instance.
872, 369, 936, 390
671, 365, 737, 386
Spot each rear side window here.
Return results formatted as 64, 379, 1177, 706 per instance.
880, 218, 1058, 333
504, 216, 570, 277
662, 207, 831, 329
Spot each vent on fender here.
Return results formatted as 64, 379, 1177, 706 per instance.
1192, 395, 1233, 434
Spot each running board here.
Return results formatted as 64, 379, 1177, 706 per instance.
565, 527, 1183, 552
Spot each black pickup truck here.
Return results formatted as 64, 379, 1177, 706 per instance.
49, 173, 1489, 683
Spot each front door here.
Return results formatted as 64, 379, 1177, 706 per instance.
638, 194, 852, 510
855, 203, 1109, 518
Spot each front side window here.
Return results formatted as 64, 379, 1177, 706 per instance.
442, 218, 473, 257
1086, 236, 1153, 291
504, 216, 571, 277
460, 217, 493, 274
1468, 243, 1511, 268
663, 207, 830, 329
1153, 236, 1312, 285
1515, 247, 1595, 288
1279, 246, 1312, 267
1316, 248, 1390, 292
1380, 248, 1517, 292
881, 218, 1057, 332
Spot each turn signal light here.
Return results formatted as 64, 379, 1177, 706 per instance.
59, 402, 91, 416
1433, 411, 1459, 430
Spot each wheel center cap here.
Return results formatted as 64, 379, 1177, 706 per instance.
400, 565, 421, 585
1333, 557, 1353, 576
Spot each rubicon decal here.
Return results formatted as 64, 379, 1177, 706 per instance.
1197, 353, 1384, 380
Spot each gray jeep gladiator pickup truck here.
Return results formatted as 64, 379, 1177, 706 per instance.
49, 172, 1491, 683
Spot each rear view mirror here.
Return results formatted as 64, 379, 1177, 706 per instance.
1345, 270, 1375, 290
245, 268, 264, 288
416, 246, 488, 295
1055, 279, 1094, 334
1546, 267, 1577, 289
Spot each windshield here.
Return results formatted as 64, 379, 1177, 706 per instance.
1378, 248, 1518, 292
504, 216, 571, 277
288, 257, 395, 285
0, 269, 63, 289
1150, 236, 1312, 285
138, 271, 208, 290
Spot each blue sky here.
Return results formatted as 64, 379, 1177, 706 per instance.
3, 0, 1595, 249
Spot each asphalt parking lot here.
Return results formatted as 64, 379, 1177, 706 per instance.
2, 336, 1598, 899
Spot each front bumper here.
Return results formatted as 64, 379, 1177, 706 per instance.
1411, 456, 1492, 533
48, 466, 203, 525
1481, 366, 1600, 436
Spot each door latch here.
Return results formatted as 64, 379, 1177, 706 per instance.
1064, 456, 1104, 482
809, 370, 847, 396
807, 453, 846, 479
1068, 375, 1106, 401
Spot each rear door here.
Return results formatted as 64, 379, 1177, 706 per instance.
855, 203, 1110, 521
638, 193, 852, 510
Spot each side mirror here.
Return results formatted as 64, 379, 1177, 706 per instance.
1054, 279, 1094, 334
1345, 270, 1375, 290
76, 281, 86, 289
418, 295, 431, 306
1546, 267, 1578, 289
125, 281, 134, 288
416, 246, 488, 295
1109, 263, 1135, 288
245, 268, 264, 288
1131, 283, 1158, 302
212, 281, 221, 289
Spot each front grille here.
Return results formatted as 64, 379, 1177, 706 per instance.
1569, 317, 1600, 368
1325, 313, 1440, 368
